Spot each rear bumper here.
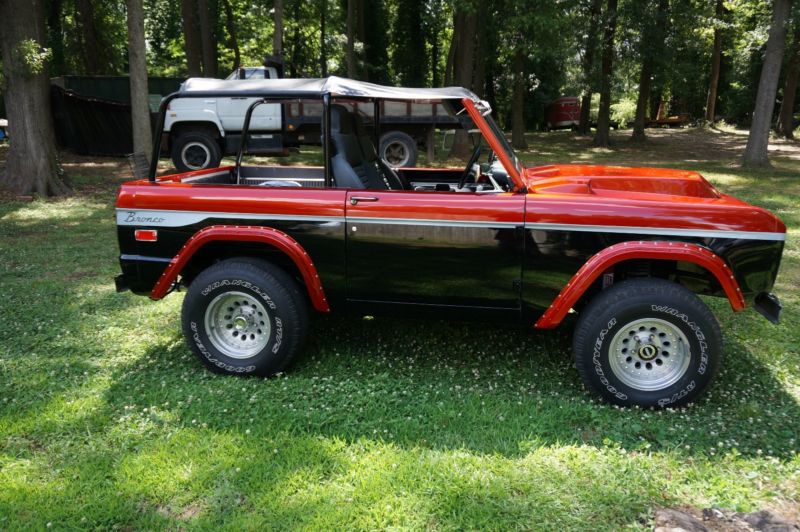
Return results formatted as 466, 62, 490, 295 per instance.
754, 292, 782, 324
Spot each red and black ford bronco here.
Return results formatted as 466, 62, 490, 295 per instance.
115, 77, 786, 408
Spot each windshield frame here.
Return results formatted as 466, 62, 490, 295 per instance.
460, 98, 525, 191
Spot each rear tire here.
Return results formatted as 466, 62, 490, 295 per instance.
181, 259, 308, 376
171, 131, 222, 172
572, 278, 722, 408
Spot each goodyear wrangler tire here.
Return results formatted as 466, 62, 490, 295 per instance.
181, 258, 308, 377
572, 278, 722, 408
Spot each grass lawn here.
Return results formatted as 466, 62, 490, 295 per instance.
0, 128, 798, 530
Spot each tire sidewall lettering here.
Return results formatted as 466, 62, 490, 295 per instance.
592, 317, 628, 401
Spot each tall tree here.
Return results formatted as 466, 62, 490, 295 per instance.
777, 23, 800, 138
705, 0, 725, 123
74, 0, 110, 74
126, 0, 152, 163
393, 0, 428, 86
449, 2, 478, 156
577, 0, 603, 135
181, 0, 203, 77
0, 0, 71, 196
197, 0, 217, 77
346, 0, 356, 77
45, 0, 65, 75
273, 0, 284, 57
511, 46, 528, 149
631, 0, 669, 142
320, 0, 327, 76
360, 0, 390, 82
221, 0, 240, 70
742, 0, 793, 168
592, 0, 618, 147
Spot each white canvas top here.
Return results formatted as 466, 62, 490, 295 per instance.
179, 75, 480, 103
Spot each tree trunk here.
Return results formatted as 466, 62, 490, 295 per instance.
777, 25, 800, 138
181, 0, 203, 77
631, 0, 668, 142
74, 0, 106, 74
46, 0, 65, 76
221, 0, 240, 70
742, 0, 792, 168
449, 7, 477, 157
197, 0, 217, 77
0, 0, 71, 196
319, 0, 327, 76
346, 0, 356, 77
444, 23, 456, 86
126, 0, 152, 164
471, 1, 488, 97
273, 0, 284, 57
511, 48, 528, 150
592, 0, 618, 148
705, 0, 724, 123
578, 0, 603, 135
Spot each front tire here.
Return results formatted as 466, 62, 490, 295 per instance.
181, 259, 308, 376
572, 278, 722, 408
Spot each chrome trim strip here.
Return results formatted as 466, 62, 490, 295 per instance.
115, 208, 786, 240
348, 216, 521, 228
120, 253, 173, 263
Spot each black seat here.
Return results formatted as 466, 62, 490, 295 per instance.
329, 104, 409, 190
351, 112, 411, 190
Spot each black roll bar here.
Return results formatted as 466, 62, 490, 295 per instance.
373, 100, 380, 155
323, 94, 332, 188
148, 89, 328, 182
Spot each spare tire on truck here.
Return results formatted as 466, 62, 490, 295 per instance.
379, 131, 417, 168
171, 131, 223, 172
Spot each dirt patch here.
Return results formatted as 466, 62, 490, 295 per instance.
155, 503, 203, 521
653, 505, 799, 531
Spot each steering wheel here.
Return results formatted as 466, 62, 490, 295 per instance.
458, 145, 483, 190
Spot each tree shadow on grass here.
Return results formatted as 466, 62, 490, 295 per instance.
95, 311, 800, 462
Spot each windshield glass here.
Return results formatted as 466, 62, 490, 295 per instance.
482, 114, 523, 175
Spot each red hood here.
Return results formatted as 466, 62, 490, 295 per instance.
524, 164, 723, 199
523, 164, 786, 234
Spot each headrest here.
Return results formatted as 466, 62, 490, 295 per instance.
330, 104, 355, 134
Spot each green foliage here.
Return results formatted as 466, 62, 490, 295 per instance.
12, 39, 52, 76
610, 96, 636, 128
24, 0, 798, 128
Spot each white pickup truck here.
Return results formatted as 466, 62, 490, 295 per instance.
163, 67, 459, 171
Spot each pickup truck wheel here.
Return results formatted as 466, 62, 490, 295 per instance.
172, 132, 222, 172
181, 259, 308, 377
380, 131, 417, 167
572, 278, 722, 408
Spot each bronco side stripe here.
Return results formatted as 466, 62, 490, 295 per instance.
116, 208, 785, 241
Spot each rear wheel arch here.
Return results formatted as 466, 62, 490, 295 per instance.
151, 225, 330, 313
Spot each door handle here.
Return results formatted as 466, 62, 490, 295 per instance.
350, 196, 379, 205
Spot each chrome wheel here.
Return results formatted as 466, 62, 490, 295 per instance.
204, 291, 271, 359
608, 318, 691, 391
181, 141, 211, 170
382, 141, 410, 167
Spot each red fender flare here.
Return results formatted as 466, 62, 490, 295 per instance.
534, 241, 746, 329
150, 225, 331, 313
